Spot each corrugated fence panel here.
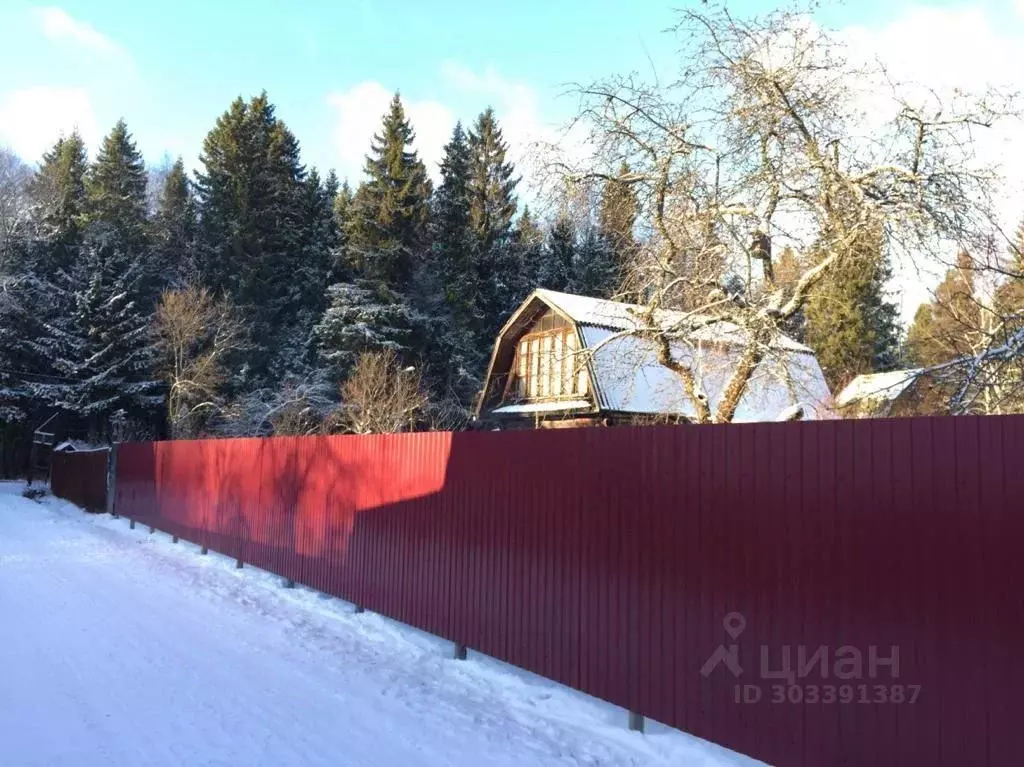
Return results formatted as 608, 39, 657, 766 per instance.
111, 416, 1024, 767
50, 449, 109, 512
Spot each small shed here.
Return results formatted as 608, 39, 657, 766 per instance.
835, 369, 943, 418
475, 289, 835, 428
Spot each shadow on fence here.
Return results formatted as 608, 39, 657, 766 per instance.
106, 418, 1024, 767
50, 448, 110, 512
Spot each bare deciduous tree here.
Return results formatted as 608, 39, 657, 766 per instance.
540, 2, 1020, 423
153, 286, 245, 438
0, 149, 32, 271
329, 350, 428, 435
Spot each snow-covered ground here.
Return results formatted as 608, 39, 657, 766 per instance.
0, 482, 762, 767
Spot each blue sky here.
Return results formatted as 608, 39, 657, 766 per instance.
2, 0, 1023, 321
1, 0, 1022, 193
4, 0, 1018, 182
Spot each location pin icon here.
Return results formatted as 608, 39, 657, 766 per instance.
723, 612, 746, 640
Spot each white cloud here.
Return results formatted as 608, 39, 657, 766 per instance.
326, 82, 455, 184
0, 87, 99, 163
34, 7, 123, 57
438, 62, 554, 169
326, 64, 586, 192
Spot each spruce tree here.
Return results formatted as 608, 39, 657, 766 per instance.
514, 205, 544, 294
430, 123, 478, 330
275, 168, 340, 379
330, 180, 354, 282
347, 94, 431, 289
297, 168, 339, 318
598, 163, 639, 275
151, 158, 197, 287
467, 108, 520, 337
539, 216, 576, 292
195, 92, 308, 381
41, 226, 162, 439
29, 132, 89, 274
467, 108, 518, 254
803, 226, 900, 389
570, 227, 618, 298
0, 274, 46, 426
312, 280, 424, 378
425, 122, 485, 402
86, 119, 148, 248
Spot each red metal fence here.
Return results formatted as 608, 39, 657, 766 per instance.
113, 417, 1024, 766
51, 448, 110, 512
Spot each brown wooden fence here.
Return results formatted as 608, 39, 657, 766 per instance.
51, 448, 110, 512
112, 417, 1024, 766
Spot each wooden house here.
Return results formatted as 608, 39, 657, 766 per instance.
475, 289, 835, 428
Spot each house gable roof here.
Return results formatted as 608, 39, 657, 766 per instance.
533, 289, 814, 354
477, 289, 835, 423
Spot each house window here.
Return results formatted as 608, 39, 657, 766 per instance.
509, 328, 588, 401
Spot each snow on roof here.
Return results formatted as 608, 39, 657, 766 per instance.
835, 369, 922, 408
54, 440, 109, 453
491, 400, 593, 415
579, 326, 835, 422
533, 289, 812, 353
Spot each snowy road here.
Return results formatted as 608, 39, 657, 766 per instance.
0, 483, 760, 767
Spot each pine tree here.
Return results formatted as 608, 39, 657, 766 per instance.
803, 225, 900, 390
539, 216, 575, 292
347, 94, 431, 289
151, 158, 197, 287
906, 250, 982, 366
467, 108, 520, 337
194, 92, 308, 381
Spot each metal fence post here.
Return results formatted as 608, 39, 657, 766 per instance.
107, 444, 118, 518
628, 712, 645, 733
